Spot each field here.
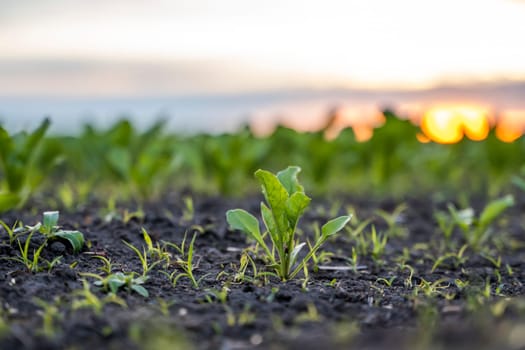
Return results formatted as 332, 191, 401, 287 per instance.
1, 116, 525, 349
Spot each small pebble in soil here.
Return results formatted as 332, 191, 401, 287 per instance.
275, 290, 293, 302
250, 333, 263, 346
50, 241, 67, 254
178, 308, 188, 316
54, 266, 77, 280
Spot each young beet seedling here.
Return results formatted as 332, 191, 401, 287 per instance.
226, 166, 351, 281
10, 211, 84, 255
448, 194, 514, 251
39, 211, 85, 254
93, 272, 149, 298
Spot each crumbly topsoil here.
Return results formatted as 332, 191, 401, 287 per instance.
1, 193, 525, 350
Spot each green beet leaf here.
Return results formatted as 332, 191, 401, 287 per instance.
226, 209, 265, 246
53, 230, 85, 254
131, 284, 149, 298
255, 169, 290, 235
261, 202, 279, 243
276, 166, 304, 195
43, 211, 59, 234
285, 191, 311, 229
479, 195, 514, 229
106, 274, 127, 294
322, 215, 352, 238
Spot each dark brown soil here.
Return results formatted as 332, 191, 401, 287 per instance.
1, 193, 525, 350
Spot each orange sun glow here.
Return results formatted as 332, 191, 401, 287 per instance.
420, 105, 492, 144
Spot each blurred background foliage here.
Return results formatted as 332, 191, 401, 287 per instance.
1, 113, 524, 212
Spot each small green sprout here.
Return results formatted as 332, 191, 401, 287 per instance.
182, 196, 195, 222
203, 286, 229, 304
482, 276, 493, 298
413, 278, 450, 298
34, 297, 62, 338
398, 263, 415, 288
40, 211, 84, 253
43, 255, 63, 273
434, 210, 455, 246
224, 304, 256, 327
71, 279, 127, 314
7, 228, 46, 272
234, 249, 267, 284
448, 195, 514, 250
141, 228, 171, 267
481, 253, 502, 269
375, 203, 408, 238
369, 225, 388, 262
154, 298, 175, 317
307, 222, 334, 272
122, 207, 145, 224
326, 278, 338, 287
4, 211, 84, 268
347, 247, 360, 273
90, 272, 149, 298
123, 237, 162, 277
0, 219, 21, 244
164, 232, 207, 289
92, 255, 115, 275
3, 219, 62, 272
226, 166, 351, 281
454, 278, 470, 291
294, 303, 321, 323
376, 276, 396, 287
431, 244, 469, 273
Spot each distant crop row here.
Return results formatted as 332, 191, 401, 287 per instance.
1, 114, 524, 211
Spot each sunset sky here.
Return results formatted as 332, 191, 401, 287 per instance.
1, 0, 525, 97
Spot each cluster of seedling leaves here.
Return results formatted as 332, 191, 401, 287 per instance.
39, 211, 85, 253
18, 211, 84, 253
93, 272, 149, 298
1, 211, 84, 274
227, 166, 351, 281
446, 194, 515, 250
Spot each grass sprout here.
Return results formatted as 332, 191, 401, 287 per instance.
92, 255, 115, 275
33, 297, 62, 338
375, 203, 408, 238
4, 226, 46, 272
431, 244, 469, 272
182, 196, 195, 222
123, 238, 162, 277
164, 232, 207, 289
71, 279, 127, 314
0, 219, 22, 245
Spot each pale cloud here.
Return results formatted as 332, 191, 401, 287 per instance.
0, 58, 338, 96
0, 0, 524, 95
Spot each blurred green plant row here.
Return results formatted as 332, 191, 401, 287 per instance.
1, 114, 524, 211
